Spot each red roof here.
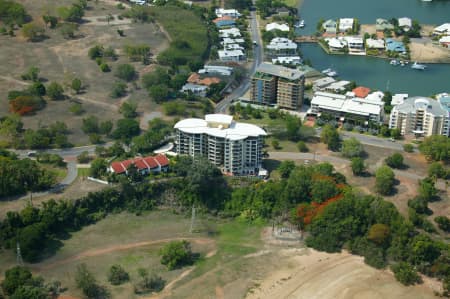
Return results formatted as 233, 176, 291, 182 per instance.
155, 154, 170, 167
110, 155, 169, 174
352, 86, 371, 98
213, 16, 234, 23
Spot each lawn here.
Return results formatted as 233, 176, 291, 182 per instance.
149, 5, 209, 64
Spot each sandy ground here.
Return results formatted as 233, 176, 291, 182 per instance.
410, 38, 450, 63
246, 249, 439, 299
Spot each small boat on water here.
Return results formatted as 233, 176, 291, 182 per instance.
411, 62, 426, 70
390, 59, 400, 66
295, 20, 305, 28
322, 68, 338, 77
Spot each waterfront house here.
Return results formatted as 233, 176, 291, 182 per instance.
398, 17, 412, 32
391, 94, 408, 106
326, 37, 347, 51
339, 18, 354, 33
275, 7, 291, 17
376, 18, 394, 31
213, 16, 236, 28
218, 49, 245, 62
366, 38, 385, 49
433, 23, 450, 36
313, 77, 336, 91
266, 22, 290, 32
272, 56, 302, 65
266, 37, 298, 56
322, 19, 337, 34
385, 38, 406, 53
325, 80, 351, 93
439, 36, 450, 48
345, 36, 365, 53
215, 8, 241, 19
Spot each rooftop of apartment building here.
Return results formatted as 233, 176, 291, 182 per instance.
174, 114, 267, 141
394, 97, 448, 117
255, 63, 306, 81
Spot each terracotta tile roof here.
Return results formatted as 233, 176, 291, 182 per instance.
154, 154, 170, 167
187, 73, 221, 86
352, 86, 371, 98
213, 16, 234, 23
110, 155, 169, 174
187, 73, 200, 83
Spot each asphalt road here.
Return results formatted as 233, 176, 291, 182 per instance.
215, 5, 263, 113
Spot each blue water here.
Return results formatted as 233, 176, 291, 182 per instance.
297, 0, 450, 95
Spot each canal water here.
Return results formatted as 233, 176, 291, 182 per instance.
297, 0, 450, 95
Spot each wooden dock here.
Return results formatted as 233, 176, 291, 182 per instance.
294, 36, 319, 43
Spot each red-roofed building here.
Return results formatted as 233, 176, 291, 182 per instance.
352, 86, 371, 99
187, 73, 221, 86
108, 155, 169, 175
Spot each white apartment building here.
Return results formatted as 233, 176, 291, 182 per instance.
310, 91, 384, 123
389, 97, 450, 137
174, 114, 267, 176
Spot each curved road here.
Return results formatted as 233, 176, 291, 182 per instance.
215, 3, 263, 113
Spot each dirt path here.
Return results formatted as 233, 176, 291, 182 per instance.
0, 75, 31, 86
34, 237, 214, 272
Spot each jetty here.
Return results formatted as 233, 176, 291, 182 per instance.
294, 36, 319, 43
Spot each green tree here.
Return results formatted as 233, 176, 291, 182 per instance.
77, 151, 90, 163
111, 81, 127, 98
107, 265, 129, 285
119, 101, 137, 118
115, 64, 136, 82
311, 179, 340, 203
10, 285, 48, 299
1, 266, 33, 296
82, 116, 99, 134
159, 240, 193, 270
375, 166, 395, 195
278, 160, 295, 179
21, 66, 40, 82
46, 82, 64, 100
417, 177, 437, 202
149, 84, 169, 103
403, 143, 414, 153
28, 82, 46, 96
88, 45, 104, 60
271, 139, 280, 150
419, 135, 449, 163
60, 22, 78, 39
341, 137, 363, 158
90, 158, 107, 178
112, 119, 140, 142
71, 78, 82, 94
391, 262, 421, 285
42, 15, 58, 28
367, 223, 390, 245
434, 216, 450, 232
351, 157, 365, 176
320, 124, 340, 151
428, 162, 446, 179
385, 153, 404, 169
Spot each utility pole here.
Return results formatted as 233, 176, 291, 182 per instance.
189, 205, 196, 233
16, 242, 24, 266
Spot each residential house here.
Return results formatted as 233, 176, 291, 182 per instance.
225, 43, 244, 51
215, 8, 241, 19
266, 37, 298, 56
375, 18, 394, 31
324, 80, 351, 93
391, 94, 408, 106
339, 18, 354, 32
366, 38, 385, 49
326, 37, 347, 51
109, 155, 169, 175
313, 77, 336, 91
433, 23, 450, 36
345, 36, 365, 53
398, 17, 412, 31
218, 49, 245, 62
187, 73, 221, 86
221, 37, 245, 46
219, 28, 241, 38
275, 7, 291, 17
322, 19, 337, 34
439, 36, 450, 48
385, 38, 406, 53
213, 16, 236, 28
199, 65, 233, 76
272, 56, 302, 65
265, 22, 290, 32
181, 83, 208, 97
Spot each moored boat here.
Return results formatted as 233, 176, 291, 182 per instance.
411, 62, 426, 70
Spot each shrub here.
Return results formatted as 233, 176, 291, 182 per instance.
375, 166, 395, 195
297, 141, 308, 152
107, 265, 129, 285
271, 139, 280, 150
100, 63, 110, 72
159, 240, 194, 270
77, 151, 90, 163
434, 216, 450, 232
110, 82, 127, 98
88, 45, 104, 59
9, 95, 44, 115
351, 157, 365, 176
114, 64, 136, 82
403, 143, 414, 153
391, 262, 421, 285
46, 82, 64, 100
341, 137, 363, 158
385, 153, 404, 169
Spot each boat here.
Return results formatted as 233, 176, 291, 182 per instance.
400, 61, 405, 66
411, 62, 426, 70
294, 20, 305, 28
322, 68, 338, 77
390, 59, 399, 66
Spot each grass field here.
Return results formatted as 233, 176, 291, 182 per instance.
0, 0, 168, 145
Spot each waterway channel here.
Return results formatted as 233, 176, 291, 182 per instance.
297, 0, 450, 95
